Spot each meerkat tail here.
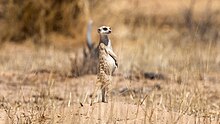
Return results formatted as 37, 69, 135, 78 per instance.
86, 20, 93, 50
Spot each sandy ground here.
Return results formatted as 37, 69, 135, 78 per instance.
0, 37, 219, 124
0, 70, 219, 124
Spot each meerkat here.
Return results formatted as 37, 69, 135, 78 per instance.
91, 26, 118, 103
94, 43, 117, 103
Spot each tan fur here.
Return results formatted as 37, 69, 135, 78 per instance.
97, 43, 111, 102
91, 43, 117, 104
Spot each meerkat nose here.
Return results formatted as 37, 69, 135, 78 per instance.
109, 30, 111, 33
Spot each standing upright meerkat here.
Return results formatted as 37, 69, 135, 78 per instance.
91, 26, 118, 103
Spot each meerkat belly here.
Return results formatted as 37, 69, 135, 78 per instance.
104, 54, 116, 73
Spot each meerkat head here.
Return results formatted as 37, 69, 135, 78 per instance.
97, 26, 111, 35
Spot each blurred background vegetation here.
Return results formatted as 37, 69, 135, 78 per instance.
0, 0, 219, 46
0, 0, 89, 44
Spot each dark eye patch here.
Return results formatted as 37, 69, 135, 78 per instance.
103, 27, 108, 31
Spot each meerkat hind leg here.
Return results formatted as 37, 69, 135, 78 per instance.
101, 85, 107, 102
101, 79, 111, 103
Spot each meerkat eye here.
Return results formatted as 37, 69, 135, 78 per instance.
98, 28, 101, 32
103, 27, 108, 31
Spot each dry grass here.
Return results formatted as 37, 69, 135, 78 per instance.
0, 0, 220, 124
0, 0, 89, 43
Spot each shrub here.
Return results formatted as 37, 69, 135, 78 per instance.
1, 0, 88, 43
